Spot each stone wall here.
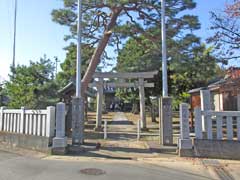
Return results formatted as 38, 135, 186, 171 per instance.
0, 132, 51, 153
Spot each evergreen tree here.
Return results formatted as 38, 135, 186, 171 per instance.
52, 0, 200, 94
5, 56, 59, 109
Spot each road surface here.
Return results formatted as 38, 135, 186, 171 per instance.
0, 150, 216, 180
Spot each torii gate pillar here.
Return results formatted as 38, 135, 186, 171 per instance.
139, 78, 147, 130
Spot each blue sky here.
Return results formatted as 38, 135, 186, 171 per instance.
0, 0, 228, 81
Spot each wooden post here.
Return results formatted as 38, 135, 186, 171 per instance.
95, 78, 103, 131
139, 78, 146, 130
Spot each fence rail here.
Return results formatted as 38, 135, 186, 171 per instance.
0, 106, 55, 137
194, 107, 240, 141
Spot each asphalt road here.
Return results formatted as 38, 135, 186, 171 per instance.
0, 150, 216, 180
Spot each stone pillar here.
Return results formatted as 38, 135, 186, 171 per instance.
160, 97, 173, 145
179, 104, 192, 146
72, 97, 84, 145
237, 93, 240, 111
200, 90, 211, 132
139, 78, 147, 130
194, 107, 203, 139
178, 103, 192, 156
95, 78, 103, 131
52, 102, 67, 154
46, 106, 56, 138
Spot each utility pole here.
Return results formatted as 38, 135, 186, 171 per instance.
160, 0, 173, 146
72, 0, 84, 145
54, 56, 60, 77
12, 0, 17, 70
76, 0, 82, 98
161, 0, 168, 97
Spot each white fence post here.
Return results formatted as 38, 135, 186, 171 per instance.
137, 119, 141, 140
20, 107, 25, 134
0, 107, 5, 131
104, 120, 107, 140
179, 103, 192, 150
46, 106, 55, 138
194, 107, 202, 139
216, 116, 223, 140
226, 116, 233, 140
206, 113, 213, 139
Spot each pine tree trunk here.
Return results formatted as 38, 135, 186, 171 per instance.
81, 9, 121, 96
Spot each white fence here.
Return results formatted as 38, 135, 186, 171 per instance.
0, 106, 55, 137
194, 107, 240, 141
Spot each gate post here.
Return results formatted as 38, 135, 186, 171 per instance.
52, 102, 67, 155
179, 103, 192, 156
200, 90, 211, 132
139, 78, 147, 130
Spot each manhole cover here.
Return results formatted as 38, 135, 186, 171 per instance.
80, 168, 106, 176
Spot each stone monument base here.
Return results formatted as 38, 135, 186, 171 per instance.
52, 137, 68, 155
52, 147, 68, 155
178, 139, 192, 149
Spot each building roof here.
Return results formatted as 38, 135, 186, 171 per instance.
188, 87, 205, 94
189, 67, 240, 94
58, 81, 97, 98
189, 77, 240, 94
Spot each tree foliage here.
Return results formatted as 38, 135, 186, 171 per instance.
208, 0, 240, 64
56, 43, 95, 88
5, 56, 59, 109
115, 0, 222, 109
52, 0, 200, 94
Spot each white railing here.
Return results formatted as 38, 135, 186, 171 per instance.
194, 107, 240, 141
0, 106, 55, 137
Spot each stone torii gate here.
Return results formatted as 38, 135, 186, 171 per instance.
88, 71, 158, 131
